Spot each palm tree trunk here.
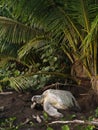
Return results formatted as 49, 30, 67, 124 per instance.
91, 76, 98, 94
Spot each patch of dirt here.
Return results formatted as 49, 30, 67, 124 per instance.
0, 90, 97, 130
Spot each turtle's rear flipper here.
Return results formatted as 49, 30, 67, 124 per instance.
71, 98, 81, 112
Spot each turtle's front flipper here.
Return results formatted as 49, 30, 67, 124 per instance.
43, 101, 63, 118
31, 102, 36, 109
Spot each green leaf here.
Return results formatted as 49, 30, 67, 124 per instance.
46, 127, 53, 130
84, 125, 95, 130
0, 85, 3, 92
61, 125, 70, 130
43, 112, 49, 120
14, 70, 20, 76
95, 107, 98, 117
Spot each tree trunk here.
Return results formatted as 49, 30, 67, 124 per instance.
71, 61, 91, 88
71, 61, 98, 109
71, 61, 88, 78
91, 76, 98, 94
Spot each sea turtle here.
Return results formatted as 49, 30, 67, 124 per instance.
31, 89, 80, 118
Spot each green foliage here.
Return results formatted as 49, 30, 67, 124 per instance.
95, 107, 98, 118
84, 125, 95, 130
0, 0, 98, 91
61, 125, 70, 130
43, 112, 49, 121
0, 117, 20, 130
0, 36, 69, 91
74, 125, 95, 130
46, 127, 54, 130
29, 121, 35, 127
88, 107, 98, 120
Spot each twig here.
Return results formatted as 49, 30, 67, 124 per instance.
49, 119, 98, 126
21, 118, 31, 125
42, 82, 88, 91
0, 91, 13, 95
43, 82, 61, 91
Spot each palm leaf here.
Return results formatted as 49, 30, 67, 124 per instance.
0, 41, 20, 57
81, 15, 98, 75
0, 71, 71, 91
9, 76, 32, 91
82, 15, 98, 49
0, 16, 43, 43
18, 37, 49, 59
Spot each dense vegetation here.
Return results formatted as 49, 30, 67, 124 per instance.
0, 0, 98, 93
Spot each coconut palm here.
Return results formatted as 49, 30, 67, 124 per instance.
0, 0, 98, 93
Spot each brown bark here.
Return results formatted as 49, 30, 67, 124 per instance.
91, 76, 98, 94
71, 61, 91, 88
71, 61, 88, 78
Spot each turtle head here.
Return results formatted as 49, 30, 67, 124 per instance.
31, 95, 44, 110
31, 95, 44, 104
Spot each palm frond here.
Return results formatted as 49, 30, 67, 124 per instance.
0, 58, 9, 67
82, 15, 98, 49
18, 37, 48, 59
0, 16, 43, 43
9, 76, 32, 91
61, 43, 74, 63
0, 41, 20, 57
0, 56, 30, 68
0, 71, 71, 91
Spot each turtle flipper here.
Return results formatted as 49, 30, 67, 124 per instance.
43, 101, 63, 118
